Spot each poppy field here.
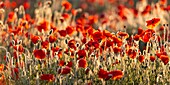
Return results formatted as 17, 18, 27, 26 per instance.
0, 0, 170, 85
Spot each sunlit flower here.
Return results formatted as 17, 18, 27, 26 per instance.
0, 64, 4, 72
108, 70, 123, 80
146, 18, 160, 29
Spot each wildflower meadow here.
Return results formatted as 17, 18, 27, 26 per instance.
0, 0, 169, 85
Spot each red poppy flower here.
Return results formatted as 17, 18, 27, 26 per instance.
112, 36, 123, 47
58, 30, 67, 37
49, 35, 57, 43
113, 46, 121, 53
58, 66, 71, 75
142, 5, 151, 15
98, 69, 108, 79
146, 18, 160, 29
105, 40, 114, 47
7, 12, 16, 22
37, 20, 49, 32
141, 32, 152, 43
31, 35, 40, 44
59, 60, 65, 66
108, 70, 123, 80
61, 1, 72, 11
23, 2, 30, 10
117, 31, 129, 39
40, 74, 55, 82
156, 51, 167, 58
66, 26, 74, 35
11, 67, 19, 80
68, 39, 76, 50
160, 55, 169, 65
13, 45, 24, 53
88, 15, 98, 25
133, 34, 140, 41
126, 49, 137, 59
33, 49, 46, 60
66, 61, 73, 67
77, 50, 86, 59
81, 37, 87, 44
78, 58, 87, 68
71, 9, 77, 16
0, 64, 4, 72
62, 13, 70, 19
150, 56, 155, 62
138, 55, 145, 63
103, 30, 113, 38
92, 31, 103, 41
138, 27, 144, 35
41, 40, 49, 49
11, 1, 17, 8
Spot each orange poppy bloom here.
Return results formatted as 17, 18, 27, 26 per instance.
49, 35, 57, 43
146, 18, 160, 29
61, 1, 72, 11
117, 31, 129, 39
71, 9, 77, 16
78, 58, 87, 68
40, 74, 55, 82
31, 35, 40, 44
160, 55, 169, 65
141, 32, 152, 43
103, 30, 113, 38
0, 64, 4, 72
7, 12, 16, 22
138, 55, 145, 63
150, 56, 155, 62
33, 49, 46, 60
0, 74, 5, 85
108, 70, 123, 80
58, 66, 71, 75
37, 20, 49, 32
